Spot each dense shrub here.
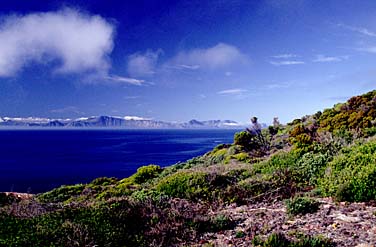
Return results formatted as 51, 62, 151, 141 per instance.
237, 168, 300, 203
189, 214, 235, 233
130, 189, 167, 202
96, 181, 134, 199
318, 140, 376, 202
364, 127, 376, 137
230, 152, 250, 162
155, 171, 231, 201
0, 200, 149, 247
89, 177, 118, 186
0, 197, 218, 247
208, 148, 228, 164
256, 232, 290, 247
132, 164, 162, 184
234, 131, 253, 147
318, 90, 376, 134
212, 143, 231, 152
234, 129, 270, 155
156, 171, 210, 200
37, 184, 85, 203
296, 152, 330, 185
254, 151, 300, 174
285, 197, 320, 216
332, 128, 355, 144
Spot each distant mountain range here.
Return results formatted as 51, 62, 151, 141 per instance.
0, 116, 247, 129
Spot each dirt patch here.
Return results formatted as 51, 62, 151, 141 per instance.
189, 198, 376, 247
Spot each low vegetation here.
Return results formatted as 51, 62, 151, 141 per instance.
1, 90, 376, 246
285, 197, 320, 216
252, 232, 335, 247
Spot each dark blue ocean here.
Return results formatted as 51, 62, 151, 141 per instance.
0, 129, 239, 193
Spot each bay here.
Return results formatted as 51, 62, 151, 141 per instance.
0, 129, 239, 193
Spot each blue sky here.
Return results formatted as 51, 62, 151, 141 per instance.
0, 0, 375, 124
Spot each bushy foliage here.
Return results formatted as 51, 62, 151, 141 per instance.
237, 168, 301, 203
285, 197, 320, 216
318, 91, 376, 133
254, 151, 300, 174
252, 232, 335, 247
322, 92, 376, 132
364, 126, 376, 137
209, 214, 234, 232
0, 200, 149, 247
37, 184, 85, 203
96, 181, 134, 199
234, 131, 253, 147
89, 177, 118, 186
130, 189, 166, 202
318, 140, 376, 202
234, 129, 270, 155
283, 90, 376, 155
0, 197, 219, 247
157, 158, 204, 178
155, 171, 230, 201
296, 152, 330, 185
156, 171, 209, 200
132, 164, 162, 184
208, 147, 229, 164
230, 152, 250, 163
268, 232, 290, 247
190, 214, 235, 233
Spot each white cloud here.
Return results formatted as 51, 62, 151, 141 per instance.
106, 75, 145, 86
217, 88, 247, 95
338, 23, 376, 37
168, 43, 246, 69
163, 64, 200, 70
313, 54, 348, 63
177, 64, 200, 70
271, 53, 298, 59
269, 60, 305, 66
357, 46, 376, 53
0, 8, 115, 77
124, 116, 151, 121
127, 49, 162, 77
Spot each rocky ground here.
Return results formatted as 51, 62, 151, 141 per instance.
190, 198, 376, 247
5, 192, 33, 200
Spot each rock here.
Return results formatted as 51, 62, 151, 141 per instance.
334, 213, 361, 223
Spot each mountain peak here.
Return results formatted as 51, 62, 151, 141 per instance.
0, 116, 245, 129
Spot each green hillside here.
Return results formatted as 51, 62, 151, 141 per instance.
1, 90, 376, 246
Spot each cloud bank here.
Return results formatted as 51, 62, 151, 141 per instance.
217, 88, 247, 95
169, 43, 246, 70
127, 49, 162, 77
313, 54, 348, 63
271, 53, 298, 59
269, 60, 305, 66
0, 8, 115, 77
357, 46, 376, 54
105, 75, 145, 86
338, 23, 376, 37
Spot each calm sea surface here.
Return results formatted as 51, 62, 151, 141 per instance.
0, 129, 239, 193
